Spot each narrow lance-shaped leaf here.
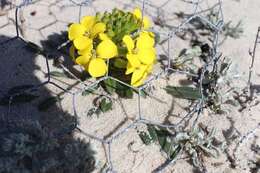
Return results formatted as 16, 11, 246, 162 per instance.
163, 137, 173, 157
138, 131, 153, 145
169, 145, 182, 160
147, 124, 158, 142
164, 86, 201, 100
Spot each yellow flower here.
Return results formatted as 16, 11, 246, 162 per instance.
97, 39, 118, 59
74, 33, 118, 78
68, 12, 155, 85
68, 24, 86, 41
73, 36, 93, 50
130, 64, 149, 87
123, 32, 156, 87
88, 58, 108, 77
132, 8, 151, 29
99, 33, 110, 41
68, 16, 106, 50
76, 53, 108, 77
75, 52, 108, 78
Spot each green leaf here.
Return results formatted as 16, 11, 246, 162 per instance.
38, 96, 61, 111
113, 58, 127, 69
138, 131, 152, 145
107, 29, 115, 38
163, 137, 172, 156
157, 131, 181, 159
100, 98, 112, 112
81, 86, 98, 96
115, 82, 133, 99
144, 125, 182, 160
82, 89, 92, 96
124, 89, 133, 98
117, 47, 128, 56
157, 133, 174, 158
124, 88, 134, 98
87, 107, 101, 117
154, 128, 169, 148
164, 86, 201, 100
169, 145, 182, 160
157, 133, 167, 148
147, 125, 158, 142
139, 124, 182, 160
102, 78, 117, 94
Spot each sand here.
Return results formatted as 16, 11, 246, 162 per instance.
0, 0, 259, 172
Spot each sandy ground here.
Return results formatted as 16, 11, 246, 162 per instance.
0, 0, 259, 172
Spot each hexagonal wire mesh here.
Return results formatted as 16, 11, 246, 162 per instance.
0, 0, 237, 172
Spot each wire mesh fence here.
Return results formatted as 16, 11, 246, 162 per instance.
2, 0, 258, 172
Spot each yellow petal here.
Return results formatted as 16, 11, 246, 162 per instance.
132, 72, 148, 87
91, 22, 106, 38
68, 23, 86, 41
136, 32, 155, 49
131, 65, 147, 85
148, 31, 155, 38
78, 44, 93, 55
125, 62, 135, 75
75, 54, 91, 66
143, 16, 151, 29
69, 45, 76, 61
99, 33, 110, 41
137, 48, 156, 65
127, 54, 141, 67
88, 58, 107, 77
80, 16, 95, 31
140, 31, 155, 39
146, 64, 153, 73
73, 36, 93, 50
97, 40, 118, 59
123, 35, 135, 52
132, 8, 142, 19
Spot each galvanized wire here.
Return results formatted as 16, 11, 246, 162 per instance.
0, 0, 227, 172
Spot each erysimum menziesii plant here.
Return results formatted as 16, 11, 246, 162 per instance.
68, 8, 157, 98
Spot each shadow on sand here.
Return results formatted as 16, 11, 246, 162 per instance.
0, 35, 95, 173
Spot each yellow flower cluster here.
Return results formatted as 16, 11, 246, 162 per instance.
69, 16, 118, 77
68, 8, 156, 87
123, 32, 156, 86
